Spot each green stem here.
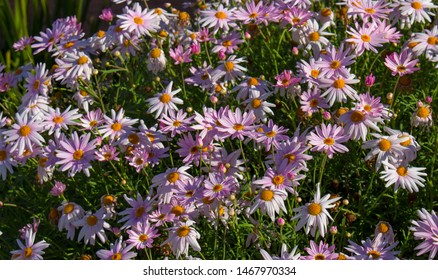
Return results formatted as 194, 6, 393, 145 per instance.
318, 154, 328, 186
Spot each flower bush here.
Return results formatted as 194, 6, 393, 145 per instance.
0, 0, 437, 260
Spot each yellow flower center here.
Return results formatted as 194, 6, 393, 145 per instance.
79, 90, 88, 97
260, 189, 274, 201
133, 17, 143, 25
411, 1, 422, 10
24, 247, 33, 258
416, 106, 430, 118
427, 36, 437, 45
324, 137, 335, 146
159, 93, 171, 103
154, 8, 163, 15
149, 48, 162, 59
128, 133, 140, 144
330, 60, 341, 69
73, 150, 84, 160
111, 253, 122, 260
139, 234, 149, 242
167, 172, 179, 183
248, 77, 259, 86
399, 136, 411, 147
135, 206, 145, 218
225, 61, 234, 72
171, 205, 185, 216
361, 34, 371, 42
233, 123, 244, 131
64, 41, 75, 48
158, 30, 168, 37
378, 139, 392, 151
77, 56, 88, 65
173, 120, 181, 127
272, 175, 284, 186
378, 222, 390, 234
0, 150, 7, 161
397, 65, 406, 72
307, 203, 322, 215
177, 226, 190, 237
135, 158, 144, 165
38, 157, 48, 167
251, 98, 262, 109
102, 195, 115, 205
215, 11, 227, 19
213, 184, 223, 192
314, 254, 325, 260
86, 215, 98, 226
350, 110, 364, 123
365, 8, 375, 14
53, 116, 64, 124
185, 190, 194, 197
178, 12, 190, 21
19, 125, 31, 137
311, 69, 320, 78
249, 12, 258, 19
284, 153, 295, 164
33, 80, 41, 90
396, 166, 407, 176
266, 131, 277, 138
321, 8, 332, 17
309, 32, 320, 42
222, 40, 232, 47
63, 203, 75, 214
333, 78, 345, 89
89, 120, 98, 127
97, 30, 105, 38
368, 250, 381, 259
190, 146, 199, 154
309, 99, 319, 108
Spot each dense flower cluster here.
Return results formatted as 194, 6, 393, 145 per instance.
0, 0, 436, 260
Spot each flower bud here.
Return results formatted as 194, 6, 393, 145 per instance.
210, 95, 218, 104
425, 96, 432, 104
330, 226, 338, 235
323, 111, 331, 120
342, 199, 349, 206
365, 73, 375, 88
277, 217, 285, 226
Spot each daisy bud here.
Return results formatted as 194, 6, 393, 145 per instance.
218, 163, 227, 174
218, 50, 226, 60
426, 96, 432, 104
112, 227, 121, 237
0, 201, 3, 208
323, 111, 331, 120
186, 107, 193, 113
291, 47, 299, 55
416, 100, 424, 108
80, 254, 92, 260
5, 118, 12, 126
342, 199, 349, 205
154, 76, 160, 83
277, 217, 285, 226
164, 3, 171, 8
346, 232, 352, 238
386, 92, 393, 100
99, 8, 113, 22
229, 194, 236, 201
330, 226, 338, 235
114, 51, 121, 57
92, 69, 99, 75
229, 209, 235, 216
296, 197, 302, 203
210, 95, 218, 104
244, 32, 251, 40
121, 179, 127, 185
190, 43, 201, 55
365, 73, 375, 87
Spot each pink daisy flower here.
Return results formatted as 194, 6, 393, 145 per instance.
117, 2, 159, 37
273, 69, 301, 96
127, 221, 160, 250
23, 63, 50, 102
212, 55, 247, 84
217, 107, 257, 141
73, 210, 110, 246
159, 109, 194, 138
346, 22, 386, 56
199, 4, 238, 34
346, 235, 400, 260
300, 87, 329, 115
410, 208, 438, 259
233, 0, 265, 25
98, 108, 138, 141
3, 112, 45, 156
307, 123, 350, 159
316, 44, 356, 78
42, 106, 81, 138
300, 240, 338, 260
338, 109, 382, 141
118, 193, 152, 229
384, 49, 420, 76
212, 32, 244, 54
146, 81, 183, 119
162, 220, 201, 258
97, 237, 137, 260
10, 228, 50, 260
203, 173, 237, 200
169, 45, 193, 65
319, 72, 360, 106
254, 119, 289, 152
56, 131, 97, 177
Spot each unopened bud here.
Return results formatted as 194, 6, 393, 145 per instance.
244, 32, 251, 40
164, 3, 171, 8
210, 96, 218, 104
121, 179, 127, 185
425, 96, 432, 104
342, 199, 349, 206
330, 226, 338, 235
386, 92, 393, 100
92, 69, 99, 75
114, 51, 121, 57
291, 47, 299, 55
277, 217, 285, 226
296, 197, 302, 203
323, 111, 331, 120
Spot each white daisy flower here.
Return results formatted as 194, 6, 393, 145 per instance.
380, 161, 427, 193
292, 183, 341, 237
250, 188, 288, 222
